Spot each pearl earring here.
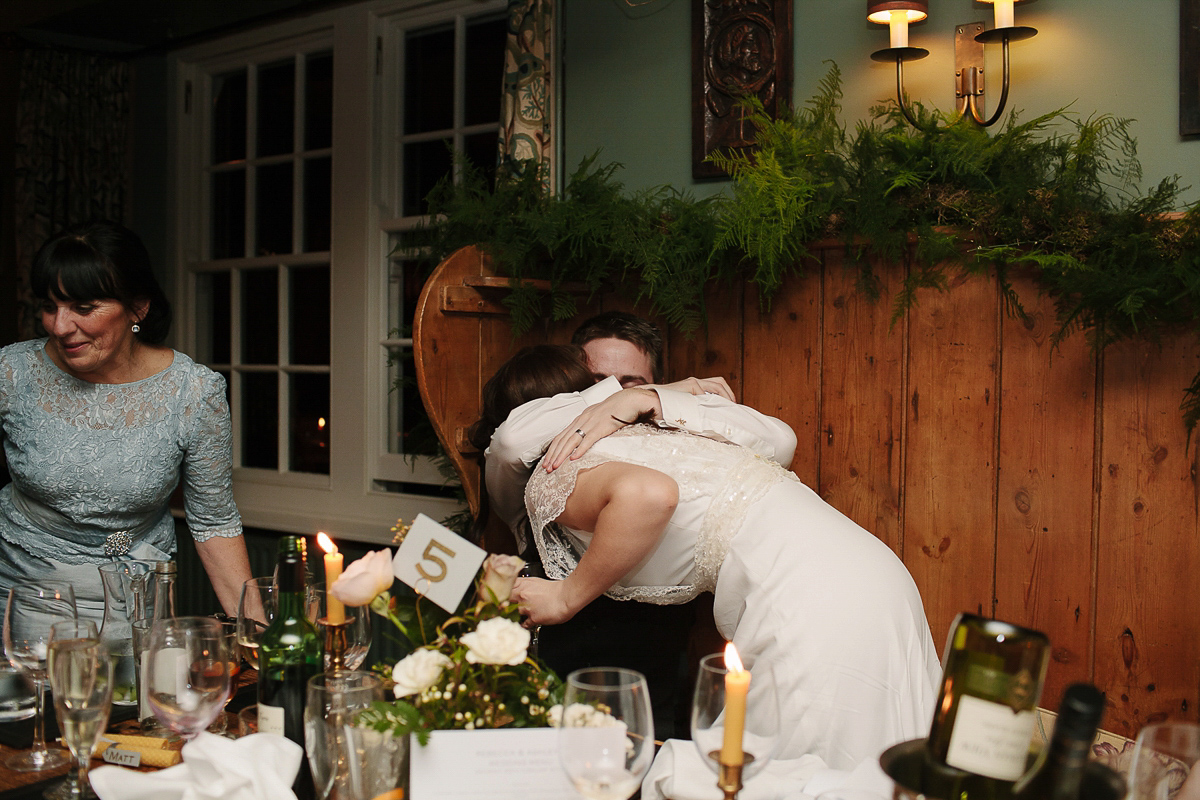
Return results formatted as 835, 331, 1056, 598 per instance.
131, 323, 141, 334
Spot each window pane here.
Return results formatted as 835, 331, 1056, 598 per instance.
463, 131, 499, 189
402, 138, 451, 217
212, 68, 247, 164
290, 373, 330, 474
241, 372, 278, 469
386, 348, 436, 457
241, 268, 278, 364
256, 162, 293, 256
404, 24, 454, 134
464, 16, 506, 127
302, 157, 331, 252
305, 51, 333, 150
211, 170, 245, 259
195, 271, 231, 364
290, 264, 330, 365
257, 59, 296, 157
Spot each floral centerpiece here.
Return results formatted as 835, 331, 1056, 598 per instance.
328, 523, 563, 744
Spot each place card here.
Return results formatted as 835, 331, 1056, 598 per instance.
392, 514, 486, 613
408, 728, 575, 800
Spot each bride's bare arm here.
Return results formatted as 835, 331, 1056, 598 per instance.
510, 461, 678, 626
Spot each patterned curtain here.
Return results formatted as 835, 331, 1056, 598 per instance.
12, 46, 131, 340
498, 0, 555, 192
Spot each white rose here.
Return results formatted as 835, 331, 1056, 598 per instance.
560, 702, 622, 729
547, 704, 564, 727
479, 554, 525, 604
459, 617, 530, 666
392, 649, 453, 698
330, 549, 394, 606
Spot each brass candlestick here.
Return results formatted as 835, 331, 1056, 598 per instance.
320, 616, 352, 671
710, 751, 755, 800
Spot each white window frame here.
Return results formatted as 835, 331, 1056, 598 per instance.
170, 1, 489, 546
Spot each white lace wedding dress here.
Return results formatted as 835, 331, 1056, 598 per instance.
526, 425, 941, 773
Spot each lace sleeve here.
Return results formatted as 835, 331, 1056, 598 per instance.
180, 368, 242, 542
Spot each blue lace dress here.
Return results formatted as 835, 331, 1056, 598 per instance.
0, 339, 242, 619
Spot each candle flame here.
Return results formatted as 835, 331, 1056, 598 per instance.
316, 531, 337, 554
724, 641, 744, 673
318, 417, 326, 430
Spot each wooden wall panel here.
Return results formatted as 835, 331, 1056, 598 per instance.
742, 265, 821, 481
667, 281, 745, 401
904, 271, 1000, 644
994, 269, 1098, 713
1095, 334, 1200, 736
819, 250, 905, 555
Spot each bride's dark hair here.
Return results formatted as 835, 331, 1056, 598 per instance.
468, 344, 594, 452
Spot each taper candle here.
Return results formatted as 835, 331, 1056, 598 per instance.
317, 531, 345, 624
719, 642, 751, 767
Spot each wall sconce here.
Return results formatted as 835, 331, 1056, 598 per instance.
868, 0, 1037, 128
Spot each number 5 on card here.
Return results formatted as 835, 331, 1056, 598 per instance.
392, 514, 486, 613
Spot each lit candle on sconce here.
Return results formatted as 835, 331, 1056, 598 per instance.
719, 642, 751, 767
866, 1, 929, 50
991, 0, 1015, 29
316, 531, 345, 624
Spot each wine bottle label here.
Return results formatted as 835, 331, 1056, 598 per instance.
946, 694, 1036, 780
258, 702, 285, 736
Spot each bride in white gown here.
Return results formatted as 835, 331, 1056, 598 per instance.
482, 345, 940, 775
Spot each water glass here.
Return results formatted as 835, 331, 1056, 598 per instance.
144, 616, 232, 739
690, 652, 780, 784
4, 580, 78, 771
1128, 721, 1200, 800
305, 671, 403, 800
46, 622, 112, 800
559, 667, 655, 800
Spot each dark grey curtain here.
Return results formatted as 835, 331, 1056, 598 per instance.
13, 46, 131, 340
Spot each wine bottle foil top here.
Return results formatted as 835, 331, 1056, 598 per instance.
1055, 683, 1106, 738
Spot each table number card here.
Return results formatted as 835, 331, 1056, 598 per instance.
409, 728, 576, 800
392, 514, 486, 613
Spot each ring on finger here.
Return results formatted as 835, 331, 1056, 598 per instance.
575, 429, 585, 437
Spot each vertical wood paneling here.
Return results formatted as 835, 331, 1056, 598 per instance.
994, 269, 1098, 712
819, 250, 905, 554
667, 280, 745, 401
904, 270, 1000, 644
741, 264, 821, 480
1095, 334, 1200, 736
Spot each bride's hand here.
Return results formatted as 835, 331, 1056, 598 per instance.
542, 388, 660, 471
511, 577, 577, 626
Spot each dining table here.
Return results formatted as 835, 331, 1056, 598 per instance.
0, 669, 259, 800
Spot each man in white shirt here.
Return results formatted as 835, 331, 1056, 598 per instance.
484, 311, 796, 736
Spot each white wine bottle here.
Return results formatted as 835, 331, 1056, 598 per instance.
927, 613, 1051, 784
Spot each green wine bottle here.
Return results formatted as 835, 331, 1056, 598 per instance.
257, 537, 321, 781
927, 613, 1051, 784
1012, 684, 1106, 800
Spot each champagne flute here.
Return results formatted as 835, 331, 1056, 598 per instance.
1128, 721, 1200, 800
690, 652, 780, 786
559, 667, 655, 800
46, 621, 112, 800
3, 580, 78, 771
145, 616, 232, 740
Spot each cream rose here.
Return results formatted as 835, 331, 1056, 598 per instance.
479, 554, 525, 604
391, 649, 453, 698
459, 617, 530, 666
329, 549, 394, 606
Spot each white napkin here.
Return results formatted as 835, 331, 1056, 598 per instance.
641, 738, 827, 800
90, 732, 303, 800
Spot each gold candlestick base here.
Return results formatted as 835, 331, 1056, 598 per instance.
709, 751, 755, 800
320, 616, 352, 671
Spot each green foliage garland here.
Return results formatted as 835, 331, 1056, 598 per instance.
420, 64, 1200, 430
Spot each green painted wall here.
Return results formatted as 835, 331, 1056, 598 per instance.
563, 0, 1197, 207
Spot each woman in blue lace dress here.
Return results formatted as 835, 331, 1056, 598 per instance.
0, 221, 254, 624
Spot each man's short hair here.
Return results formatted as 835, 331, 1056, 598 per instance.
571, 311, 664, 382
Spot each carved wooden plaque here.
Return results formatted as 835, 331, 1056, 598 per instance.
692, 0, 793, 179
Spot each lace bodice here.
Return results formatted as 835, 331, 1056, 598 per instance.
525, 425, 798, 603
0, 339, 241, 567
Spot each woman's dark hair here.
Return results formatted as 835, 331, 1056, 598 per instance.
468, 344, 595, 453
31, 220, 172, 344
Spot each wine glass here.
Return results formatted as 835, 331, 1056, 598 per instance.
205, 616, 243, 737
690, 652, 780, 787
45, 620, 112, 800
236, 577, 275, 673
305, 671, 402, 800
144, 616, 232, 740
3, 580, 78, 771
1128, 721, 1200, 800
308, 586, 372, 671
559, 667, 655, 800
